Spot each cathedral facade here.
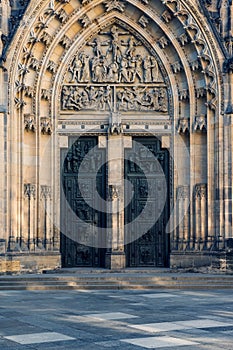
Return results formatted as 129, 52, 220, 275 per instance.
0, 0, 233, 273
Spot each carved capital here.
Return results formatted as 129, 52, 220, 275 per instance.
138, 15, 149, 28
47, 60, 57, 73
59, 35, 72, 49
109, 112, 123, 135
177, 185, 189, 199
41, 185, 52, 199
193, 114, 207, 132
25, 86, 34, 98
29, 57, 40, 70
24, 114, 36, 132
194, 184, 207, 199
179, 33, 189, 46
177, 118, 189, 134
171, 61, 183, 73
40, 117, 52, 135
158, 36, 170, 49
190, 59, 200, 71
55, 9, 68, 23
179, 89, 189, 101
24, 184, 36, 200
41, 89, 51, 101
161, 10, 172, 23
40, 31, 52, 46
79, 14, 92, 28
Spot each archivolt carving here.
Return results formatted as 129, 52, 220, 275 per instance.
161, 0, 218, 111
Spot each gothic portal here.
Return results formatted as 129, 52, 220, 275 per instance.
0, 0, 233, 273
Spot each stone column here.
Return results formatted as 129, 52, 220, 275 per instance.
194, 184, 207, 250
105, 131, 126, 269
176, 186, 190, 250
24, 184, 36, 250
41, 185, 52, 250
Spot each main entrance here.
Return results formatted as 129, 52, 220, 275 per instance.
60, 137, 107, 267
60, 136, 170, 268
125, 137, 170, 267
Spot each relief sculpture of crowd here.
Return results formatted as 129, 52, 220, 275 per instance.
61, 25, 168, 113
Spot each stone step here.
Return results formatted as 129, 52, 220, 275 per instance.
0, 283, 233, 291
0, 272, 233, 290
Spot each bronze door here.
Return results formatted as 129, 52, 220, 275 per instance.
125, 137, 170, 267
60, 137, 106, 267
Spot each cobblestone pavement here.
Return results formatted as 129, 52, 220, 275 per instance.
0, 289, 233, 349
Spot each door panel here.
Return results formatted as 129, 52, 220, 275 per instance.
60, 137, 106, 267
125, 137, 170, 267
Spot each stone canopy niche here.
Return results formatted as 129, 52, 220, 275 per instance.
61, 24, 168, 114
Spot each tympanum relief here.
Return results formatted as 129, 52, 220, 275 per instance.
61, 25, 168, 114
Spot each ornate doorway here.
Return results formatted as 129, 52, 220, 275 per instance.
125, 137, 170, 267
58, 22, 172, 269
60, 137, 107, 267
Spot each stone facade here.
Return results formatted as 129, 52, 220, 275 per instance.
0, 0, 233, 273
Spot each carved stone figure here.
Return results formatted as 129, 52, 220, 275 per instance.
64, 25, 162, 85
70, 54, 83, 82
143, 56, 152, 83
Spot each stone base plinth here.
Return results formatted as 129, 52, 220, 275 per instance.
0, 252, 61, 275
105, 252, 126, 270
170, 251, 233, 272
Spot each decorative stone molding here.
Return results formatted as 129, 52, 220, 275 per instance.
41, 185, 52, 199
59, 35, 72, 49
194, 183, 207, 199
47, 60, 57, 73
41, 89, 51, 101
24, 114, 36, 132
193, 114, 207, 132
138, 15, 149, 28
158, 36, 170, 49
179, 33, 189, 46
81, 0, 91, 5
161, 0, 218, 110
177, 185, 189, 199
196, 87, 206, 98
15, 80, 25, 93
18, 62, 29, 76
29, 57, 40, 70
40, 31, 52, 46
172, 61, 182, 73
35, 15, 48, 31
55, 9, 67, 23
177, 118, 190, 134
79, 14, 92, 28
25, 86, 34, 98
44, 0, 56, 17
22, 47, 33, 61
190, 59, 200, 71
161, 10, 172, 23
109, 112, 123, 135
104, 0, 125, 13
28, 29, 39, 44
40, 117, 52, 135
14, 97, 26, 109
179, 89, 189, 101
